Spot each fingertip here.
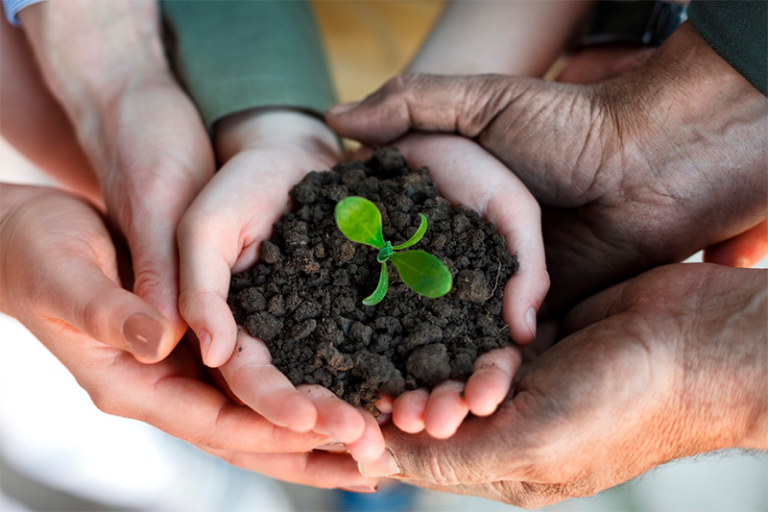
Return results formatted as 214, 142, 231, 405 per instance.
392, 389, 428, 434
284, 394, 319, 433
122, 310, 176, 363
202, 327, 237, 368
465, 373, 504, 417
347, 408, 385, 463
424, 382, 468, 440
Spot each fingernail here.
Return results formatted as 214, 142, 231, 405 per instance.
122, 313, 164, 359
328, 101, 361, 115
313, 443, 348, 453
339, 485, 378, 494
734, 256, 750, 268
198, 329, 212, 364
358, 447, 401, 478
525, 307, 537, 339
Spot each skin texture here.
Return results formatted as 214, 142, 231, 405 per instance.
176, 109, 387, 462
18, 1, 215, 348
327, 22, 768, 317
357, 264, 768, 508
1, 2, 379, 489
0, 183, 379, 491
0, 15, 100, 204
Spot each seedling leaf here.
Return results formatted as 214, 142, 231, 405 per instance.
363, 263, 389, 306
389, 250, 453, 298
335, 196, 385, 248
391, 214, 428, 251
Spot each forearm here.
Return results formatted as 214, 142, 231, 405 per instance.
18, 1, 165, 116
408, 0, 592, 76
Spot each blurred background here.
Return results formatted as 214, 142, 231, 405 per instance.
1, 1, 766, 511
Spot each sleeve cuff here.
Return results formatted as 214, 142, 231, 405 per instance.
2, 0, 46, 26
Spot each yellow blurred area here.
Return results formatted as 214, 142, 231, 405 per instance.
312, 1, 445, 102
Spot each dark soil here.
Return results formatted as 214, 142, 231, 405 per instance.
228, 148, 518, 415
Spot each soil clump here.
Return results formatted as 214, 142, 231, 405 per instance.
228, 148, 518, 415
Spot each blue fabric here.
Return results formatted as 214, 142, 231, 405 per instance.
2, 0, 46, 26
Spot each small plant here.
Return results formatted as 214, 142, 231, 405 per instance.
335, 196, 453, 305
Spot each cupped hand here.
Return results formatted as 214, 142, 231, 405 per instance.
19, 1, 215, 347
357, 263, 767, 507
177, 110, 385, 461
327, 22, 768, 314
376, 133, 548, 439
0, 183, 377, 491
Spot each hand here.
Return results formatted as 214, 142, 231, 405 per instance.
375, 134, 548, 438
357, 263, 768, 507
0, 183, 378, 491
176, 109, 385, 461
19, 1, 215, 348
327, 22, 768, 314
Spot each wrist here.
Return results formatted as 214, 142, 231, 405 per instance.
214, 109, 341, 165
18, 1, 168, 115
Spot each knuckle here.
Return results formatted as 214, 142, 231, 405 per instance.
423, 450, 463, 486
132, 264, 169, 303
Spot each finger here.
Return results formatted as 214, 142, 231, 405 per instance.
347, 407, 386, 463
392, 388, 429, 434
199, 446, 378, 491
423, 380, 469, 439
15, 197, 177, 362
177, 193, 240, 368
326, 74, 540, 145
394, 134, 550, 344
464, 346, 522, 417
177, 153, 303, 367
219, 328, 318, 433
704, 219, 768, 268
375, 395, 394, 414
298, 384, 367, 444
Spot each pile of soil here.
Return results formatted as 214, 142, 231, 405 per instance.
228, 148, 518, 415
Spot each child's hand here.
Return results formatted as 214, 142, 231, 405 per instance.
176, 110, 385, 461
383, 133, 549, 438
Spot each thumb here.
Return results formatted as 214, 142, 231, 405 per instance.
358, 409, 532, 484
326, 75, 603, 204
326, 74, 568, 145
326, 75, 531, 144
64, 260, 176, 362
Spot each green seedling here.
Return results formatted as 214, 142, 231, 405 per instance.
335, 196, 453, 306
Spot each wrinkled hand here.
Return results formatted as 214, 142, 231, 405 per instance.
557, 44, 768, 268
176, 110, 385, 461
19, 1, 214, 349
328, 22, 768, 314
0, 183, 378, 491
357, 263, 768, 507
375, 134, 548, 438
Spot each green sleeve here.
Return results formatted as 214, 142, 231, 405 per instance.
687, 0, 767, 96
161, 0, 336, 129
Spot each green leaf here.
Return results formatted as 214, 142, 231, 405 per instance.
389, 250, 453, 299
391, 214, 428, 251
377, 241, 393, 263
335, 196, 385, 248
363, 263, 389, 306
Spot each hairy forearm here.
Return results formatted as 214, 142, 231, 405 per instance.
408, 0, 592, 76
